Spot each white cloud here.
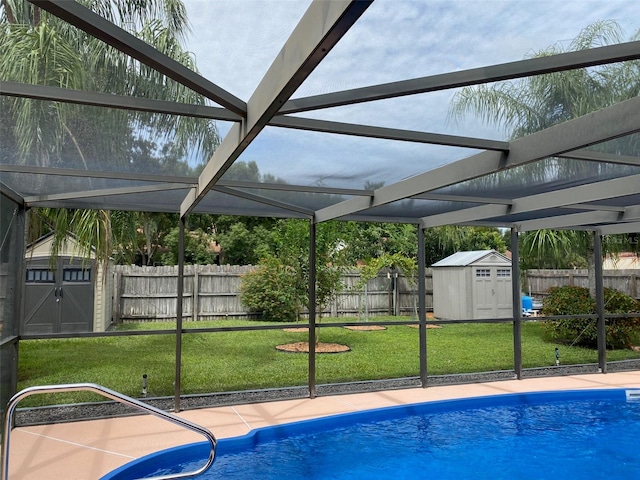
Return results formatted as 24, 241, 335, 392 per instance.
184, 0, 311, 99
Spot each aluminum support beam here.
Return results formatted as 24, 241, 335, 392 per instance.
181, 0, 372, 217
516, 211, 620, 232
308, 220, 317, 399
29, 0, 247, 115
1, 81, 509, 152
280, 41, 640, 114
421, 204, 510, 229
415, 193, 512, 204
218, 180, 371, 197
511, 227, 522, 380
507, 96, 640, 162
24, 183, 192, 204
598, 222, 640, 235
4, 81, 507, 153
559, 149, 640, 168
556, 204, 624, 213
0, 81, 242, 122
270, 116, 509, 151
0, 183, 23, 204
0, 165, 196, 184
418, 226, 427, 388
316, 95, 640, 223
510, 174, 640, 215
420, 174, 639, 230
315, 194, 376, 223
174, 216, 186, 412
343, 215, 420, 224
212, 186, 314, 217
622, 205, 640, 221
192, 205, 306, 219
5, 174, 382, 218
594, 232, 606, 373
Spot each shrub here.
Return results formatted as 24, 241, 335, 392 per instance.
239, 257, 303, 322
602, 288, 640, 349
542, 286, 640, 349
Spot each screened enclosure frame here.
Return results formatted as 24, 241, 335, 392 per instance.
2, 0, 640, 411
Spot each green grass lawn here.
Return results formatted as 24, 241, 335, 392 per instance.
17, 318, 640, 407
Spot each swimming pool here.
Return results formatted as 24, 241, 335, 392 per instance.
103, 388, 640, 479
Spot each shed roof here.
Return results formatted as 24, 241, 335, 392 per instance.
1, 1, 639, 236
26, 233, 96, 260
431, 250, 511, 267
603, 253, 640, 270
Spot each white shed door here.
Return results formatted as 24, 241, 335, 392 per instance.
474, 267, 512, 319
494, 268, 513, 317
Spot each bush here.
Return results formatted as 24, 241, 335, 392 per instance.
239, 257, 303, 322
542, 286, 640, 349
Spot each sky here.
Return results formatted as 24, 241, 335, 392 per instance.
180, 0, 640, 190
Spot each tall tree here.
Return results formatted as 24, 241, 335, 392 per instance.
341, 222, 417, 263
423, 226, 506, 266
1, 0, 220, 265
449, 20, 640, 295
240, 219, 348, 324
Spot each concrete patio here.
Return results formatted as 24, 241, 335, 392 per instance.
7, 371, 640, 479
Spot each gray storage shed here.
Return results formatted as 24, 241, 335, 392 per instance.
23, 234, 112, 334
432, 250, 513, 320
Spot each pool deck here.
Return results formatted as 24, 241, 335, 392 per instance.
7, 371, 640, 479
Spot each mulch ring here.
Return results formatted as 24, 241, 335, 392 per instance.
284, 326, 386, 332
343, 325, 386, 331
276, 342, 351, 353
285, 325, 440, 332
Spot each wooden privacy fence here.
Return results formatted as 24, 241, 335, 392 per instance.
111, 265, 434, 323
113, 265, 249, 322
110, 265, 639, 323
525, 269, 639, 300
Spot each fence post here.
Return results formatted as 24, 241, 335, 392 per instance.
193, 269, 199, 322
113, 270, 122, 325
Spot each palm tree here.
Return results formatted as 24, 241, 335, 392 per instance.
1, 0, 220, 264
449, 20, 640, 296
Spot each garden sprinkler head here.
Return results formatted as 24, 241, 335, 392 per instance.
142, 374, 148, 397
555, 347, 560, 366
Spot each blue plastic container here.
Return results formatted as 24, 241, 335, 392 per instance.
521, 295, 533, 311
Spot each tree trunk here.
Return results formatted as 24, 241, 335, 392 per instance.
1, 0, 16, 23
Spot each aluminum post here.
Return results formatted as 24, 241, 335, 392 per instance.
511, 227, 522, 379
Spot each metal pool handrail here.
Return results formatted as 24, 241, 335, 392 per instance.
2, 383, 217, 480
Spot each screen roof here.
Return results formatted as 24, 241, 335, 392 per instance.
1, 0, 639, 234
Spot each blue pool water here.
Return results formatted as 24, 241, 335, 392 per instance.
103, 389, 640, 480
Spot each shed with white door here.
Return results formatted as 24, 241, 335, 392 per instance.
431, 250, 513, 320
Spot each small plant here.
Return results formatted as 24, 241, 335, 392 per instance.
542, 286, 640, 349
